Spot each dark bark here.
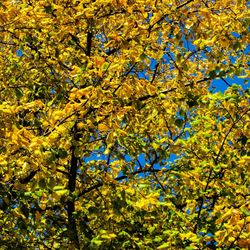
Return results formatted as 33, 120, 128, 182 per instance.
20, 170, 38, 184
67, 122, 80, 249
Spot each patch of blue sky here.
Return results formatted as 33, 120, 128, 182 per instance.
231, 32, 242, 39
150, 58, 158, 70
206, 232, 214, 237
182, 36, 196, 51
124, 154, 132, 163
162, 52, 171, 64
245, 43, 250, 54
168, 153, 178, 163
138, 70, 150, 80
84, 150, 107, 163
16, 49, 23, 57
135, 152, 175, 180
210, 76, 249, 93
199, 231, 217, 245
206, 241, 218, 247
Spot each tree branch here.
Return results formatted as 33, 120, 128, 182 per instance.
67, 122, 80, 249
78, 168, 160, 198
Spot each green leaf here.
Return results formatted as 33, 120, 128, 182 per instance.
90, 237, 103, 247
53, 186, 65, 191
44, 5, 53, 14
58, 148, 68, 158
34, 190, 43, 197
102, 62, 109, 71
118, 230, 131, 238
175, 118, 184, 128
15, 88, 23, 100
219, 70, 226, 77
47, 99, 54, 107
157, 242, 169, 249
187, 100, 197, 107
185, 247, 196, 250
38, 179, 47, 189
240, 207, 250, 216
209, 70, 217, 79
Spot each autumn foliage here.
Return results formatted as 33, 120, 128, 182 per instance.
0, 0, 249, 249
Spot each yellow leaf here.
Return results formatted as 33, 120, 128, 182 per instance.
71, 65, 81, 75
53, 242, 61, 248
98, 123, 109, 132
106, 131, 114, 145
39, 203, 46, 210
238, 239, 250, 248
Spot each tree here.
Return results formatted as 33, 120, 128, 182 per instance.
0, 0, 249, 249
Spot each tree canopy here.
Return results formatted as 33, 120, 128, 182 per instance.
0, 0, 249, 249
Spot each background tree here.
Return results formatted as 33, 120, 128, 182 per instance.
0, 0, 249, 249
